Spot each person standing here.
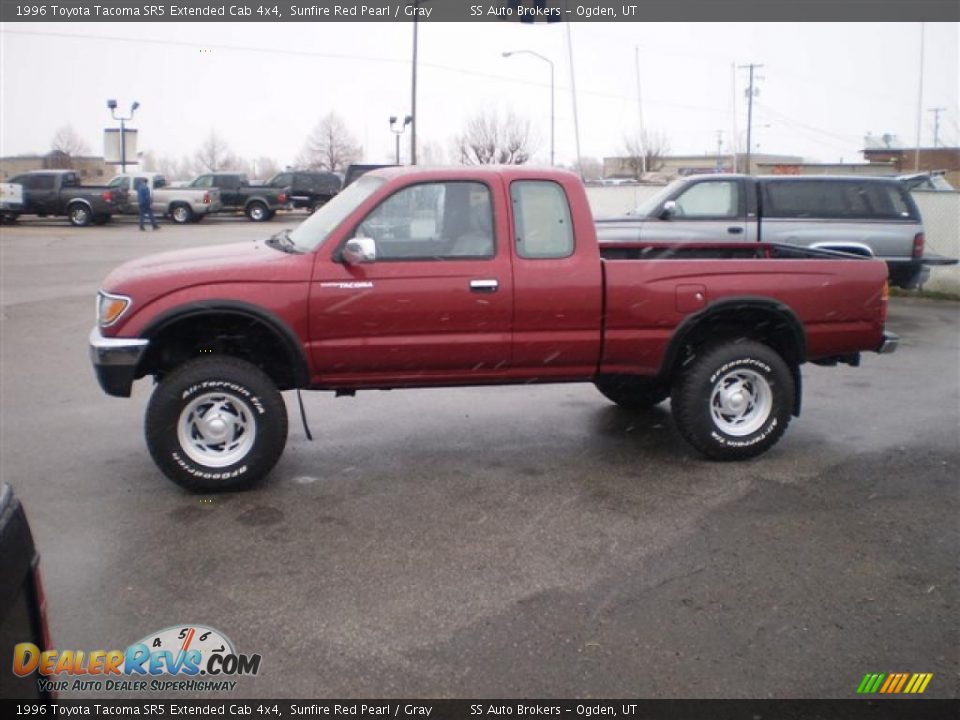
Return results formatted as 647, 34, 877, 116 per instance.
136, 177, 160, 231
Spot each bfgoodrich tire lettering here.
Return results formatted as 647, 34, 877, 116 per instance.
671, 340, 794, 460
145, 357, 287, 492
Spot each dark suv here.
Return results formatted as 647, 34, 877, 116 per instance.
267, 171, 342, 212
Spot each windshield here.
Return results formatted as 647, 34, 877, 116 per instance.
629, 178, 687, 217
288, 176, 385, 252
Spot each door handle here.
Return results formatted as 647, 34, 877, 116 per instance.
469, 279, 499, 293
727, 226, 744, 234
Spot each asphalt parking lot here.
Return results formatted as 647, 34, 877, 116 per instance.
1, 214, 957, 699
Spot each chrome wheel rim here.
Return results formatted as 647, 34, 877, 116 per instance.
250, 205, 265, 220
172, 207, 189, 223
177, 392, 256, 467
72, 207, 89, 224
710, 369, 772, 436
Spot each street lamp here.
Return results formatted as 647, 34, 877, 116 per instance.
106, 99, 139, 173
502, 50, 555, 166
389, 115, 413, 165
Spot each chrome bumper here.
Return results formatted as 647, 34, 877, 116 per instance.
89, 327, 149, 397
877, 331, 899, 355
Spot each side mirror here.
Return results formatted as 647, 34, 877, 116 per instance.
343, 237, 376, 265
660, 200, 678, 220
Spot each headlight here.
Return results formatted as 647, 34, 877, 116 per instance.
97, 291, 132, 327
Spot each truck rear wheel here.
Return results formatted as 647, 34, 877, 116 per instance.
68, 203, 92, 227
246, 202, 269, 221
594, 375, 669, 409
145, 357, 288, 492
170, 204, 193, 224
671, 340, 794, 460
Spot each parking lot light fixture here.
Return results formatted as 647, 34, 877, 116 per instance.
390, 115, 413, 165
502, 50, 555, 166
107, 100, 140, 173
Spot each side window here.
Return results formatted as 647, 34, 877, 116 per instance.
272, 173, 293, 188
764, 181, 914, 219
32, 175, 56, 190
355, 181, 494, 260
154, 176, 167, 189
61, 174, 79, 187
108, 176, 127, 189
511, 180, 573, 259
193, 175, 213, 188
672, 180, 740, 218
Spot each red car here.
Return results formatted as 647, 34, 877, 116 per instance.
89, 167, 897, 492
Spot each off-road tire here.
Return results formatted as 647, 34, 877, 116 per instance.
671, 340, 794, 460
145, 357, 288, 492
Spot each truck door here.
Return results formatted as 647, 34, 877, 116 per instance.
644, 177, 749, 242
309, 179, 513, 382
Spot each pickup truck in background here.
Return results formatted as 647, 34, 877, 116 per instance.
266, 170, 341, 212
0, 484, 52, 700
187, 172, 289, 221
595, 173, 952, 289
1, 181, 23, 223
89, 167, 896, 493
108, 173, 223, 224
6, 170, 126, 227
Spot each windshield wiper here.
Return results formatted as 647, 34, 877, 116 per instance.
265, 228, 300, 254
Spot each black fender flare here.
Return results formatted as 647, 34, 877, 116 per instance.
139, 300, 310, 388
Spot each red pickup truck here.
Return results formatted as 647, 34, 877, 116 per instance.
89, 167, 897, 492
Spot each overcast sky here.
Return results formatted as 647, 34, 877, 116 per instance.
1, 21, 957, 173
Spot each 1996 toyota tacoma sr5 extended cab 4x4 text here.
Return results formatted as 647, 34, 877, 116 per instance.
89, 167, 898, 492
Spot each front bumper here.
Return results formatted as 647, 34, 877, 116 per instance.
89, 327, 149, 397
877, 331, 899, 355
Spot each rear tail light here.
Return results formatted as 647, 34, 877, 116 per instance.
102, 190, 113, 203
278, 193, 287, 203
203, 192, 210, 204
912, 232, 925, 259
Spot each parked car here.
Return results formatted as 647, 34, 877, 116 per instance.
266, 171, 341, 212
0, 484, 52, 700
596, 174, 949, 289
1, 181, 23, 223
89, 167, 897, 492
108, 173, 222, 224
187, 172, 289, 221
343, 163, 396, 188
6, 170, 126, 227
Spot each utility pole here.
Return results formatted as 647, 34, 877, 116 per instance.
738, 63, 763, 175
410, 2, 419, 166
716, 130, 723, 172
914, 22, 925, 171
928, 107, 946, 148
566, 22, 584, 181
634, 46, 647, 176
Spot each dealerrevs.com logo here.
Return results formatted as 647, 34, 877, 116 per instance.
14, 624, 261, 693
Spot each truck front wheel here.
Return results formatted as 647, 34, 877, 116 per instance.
145, 357, 288, 492
594, 375, 669, 409
671, 341, 794, 460
68, 203, 92, 227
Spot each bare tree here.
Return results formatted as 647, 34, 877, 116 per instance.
297, 112, 362, 172
194, 130, 237, 172
621, 130, 671, 179
51, 125, 91, 157
455, 109, 538, 165
251, 156, 280, 181
417, 139, 447, 166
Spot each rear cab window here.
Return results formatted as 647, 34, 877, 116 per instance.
510, 180, 574, 259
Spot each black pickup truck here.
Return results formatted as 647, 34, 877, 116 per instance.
187, 172, 290, 221
0, 485, 52, 700
7, 170, 127, 227
266, 170, 341, 211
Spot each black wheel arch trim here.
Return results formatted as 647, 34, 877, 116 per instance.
139, 300, 310, 388
658, 295, 807, 386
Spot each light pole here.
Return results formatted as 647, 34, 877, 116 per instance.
106, 99, 139, 173
390, 115, 412, 164
502, 50, 555, 166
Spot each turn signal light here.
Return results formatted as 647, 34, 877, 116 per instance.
98, 291, 131, 327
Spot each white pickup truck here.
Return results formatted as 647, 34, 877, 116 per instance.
1, 181, 24, 222
108, 172, 223, 224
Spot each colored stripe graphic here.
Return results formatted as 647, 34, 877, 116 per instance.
857, 672, 932, 694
